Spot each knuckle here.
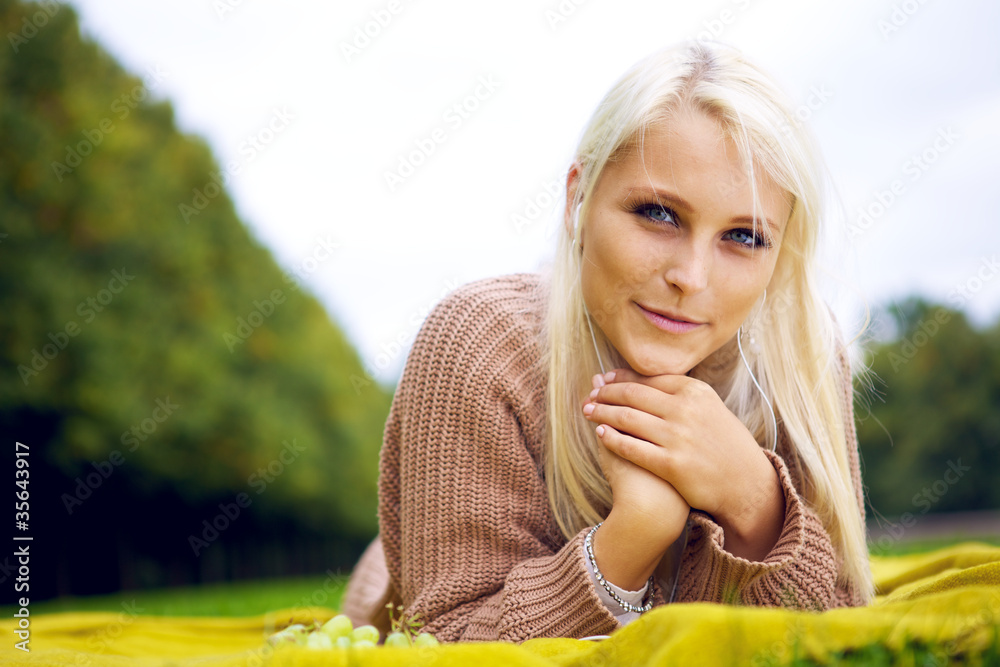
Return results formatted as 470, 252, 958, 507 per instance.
617, 406, 638, 430
685, 378, 701, 394
654, 450, 672, 476
621, 382, 642, 403
616, 436, 635, 458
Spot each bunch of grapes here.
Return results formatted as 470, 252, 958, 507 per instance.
266, 606, 439, 651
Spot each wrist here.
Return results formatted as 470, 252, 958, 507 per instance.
592, 508, 679, 590
585, 523, 654, 615
716, 450, 785, 560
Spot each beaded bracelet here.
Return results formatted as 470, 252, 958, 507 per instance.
585, 522, 654, 614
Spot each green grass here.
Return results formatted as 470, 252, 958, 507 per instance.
870, 535, 1000, 557
6, 536, 996, 620
3, 574, 347, 618
5, 539, 1000, 665
765, 628, 1000, 666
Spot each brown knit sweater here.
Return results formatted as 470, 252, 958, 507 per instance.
344, 273, 867, 642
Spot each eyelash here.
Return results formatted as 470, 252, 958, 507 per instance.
628, 201, 773, 250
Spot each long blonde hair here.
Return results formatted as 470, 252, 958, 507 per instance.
538, 41, 873, 603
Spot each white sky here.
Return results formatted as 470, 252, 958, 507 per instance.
65, 0, 1000, 384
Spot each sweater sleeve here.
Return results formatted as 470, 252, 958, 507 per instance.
582, 539, 648, 626
377, 278, 621, 642
674, 340, 868, 610
675, 447, 838, 609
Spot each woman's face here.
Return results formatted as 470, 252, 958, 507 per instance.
569, 105, 792, 377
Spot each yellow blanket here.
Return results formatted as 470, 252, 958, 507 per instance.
3, 542, 999, 666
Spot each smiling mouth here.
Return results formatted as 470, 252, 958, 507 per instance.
636, 303, 705, 333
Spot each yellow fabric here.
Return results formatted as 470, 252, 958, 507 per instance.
3, 542, 999, 666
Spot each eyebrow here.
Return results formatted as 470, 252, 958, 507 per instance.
621, 186, 782, 238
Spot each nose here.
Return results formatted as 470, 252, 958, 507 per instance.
662, 239, 711, 295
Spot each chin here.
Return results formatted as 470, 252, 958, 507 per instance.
623, 349, 699, 378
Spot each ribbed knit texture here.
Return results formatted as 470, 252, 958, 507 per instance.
360, 272, 866, 642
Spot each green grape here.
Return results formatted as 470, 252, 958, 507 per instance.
350, 624, 380, 644
264, 613, 442, 652
286, 624, 310, 644
266, 622, 312, 647
306, 632, 334, 650
266, 629, 300, 646
320, 614, 354, 640
413, 632, 440, 647
285, 623, 308, 637
384, 631, 411, 648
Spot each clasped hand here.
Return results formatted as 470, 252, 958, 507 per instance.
582, 367, 784, 561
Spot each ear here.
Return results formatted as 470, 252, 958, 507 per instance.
563, 162, 583, 243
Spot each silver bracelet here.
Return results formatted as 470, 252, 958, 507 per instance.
585, 522, 654, 614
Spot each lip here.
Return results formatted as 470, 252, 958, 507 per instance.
636, 302, 705, 334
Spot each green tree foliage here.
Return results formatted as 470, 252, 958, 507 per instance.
0, 0, 392, 595
856, 297, 1000, 519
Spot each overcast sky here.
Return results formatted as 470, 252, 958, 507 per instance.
64, 0, 1000, 384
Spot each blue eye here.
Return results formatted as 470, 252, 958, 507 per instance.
635, 203, 677, 226
725, 228, 771, 249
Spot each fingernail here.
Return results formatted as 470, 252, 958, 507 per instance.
588, 388, 598, 399
596, 425, 605, 436
603, 371, 616, 383
593, 374, 605, 388
582, 403, 595, 415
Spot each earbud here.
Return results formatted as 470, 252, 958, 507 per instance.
572, 202, 583, 247
737, 288, 775, 452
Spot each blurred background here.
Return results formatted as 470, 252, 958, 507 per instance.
1, 0, 997, 605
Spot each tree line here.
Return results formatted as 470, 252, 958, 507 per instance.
1, 0, 392, 601
856, 298, 1000, 526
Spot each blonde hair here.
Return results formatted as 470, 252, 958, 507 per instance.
538, 41, 873, 603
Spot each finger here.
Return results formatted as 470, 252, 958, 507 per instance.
589, 381, 673, 420
584, 400, 667, 446
596, 440, 627, 469
595, 423, 674, 483
605, 367, 693, 395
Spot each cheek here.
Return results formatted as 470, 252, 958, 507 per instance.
589, 221, 660, 287
721, 293, 757, 329
714, 260, 776, 328
584, 230, 658, 323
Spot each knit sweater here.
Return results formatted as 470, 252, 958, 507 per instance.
346, 272, 867, 642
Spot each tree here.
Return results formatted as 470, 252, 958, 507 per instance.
0, 0, 393, 599
856, 298, 1000, 522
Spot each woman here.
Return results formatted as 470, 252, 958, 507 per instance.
341, 40, 873, 642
